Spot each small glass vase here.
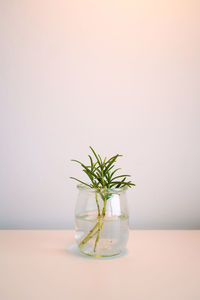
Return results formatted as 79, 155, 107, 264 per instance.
75, 184, 129, 257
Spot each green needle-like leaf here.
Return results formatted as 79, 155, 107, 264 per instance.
70, 177, 92, 188
70, 147, 135, 190
112, 174, 131, 180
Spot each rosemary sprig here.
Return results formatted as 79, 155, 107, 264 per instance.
70, 146, 135, 190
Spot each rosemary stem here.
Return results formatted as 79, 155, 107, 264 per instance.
95, 192, 100, 217
78, 221, 99, 249
79, 192, 108, 252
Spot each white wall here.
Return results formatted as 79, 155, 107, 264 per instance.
0, 0, 200, 229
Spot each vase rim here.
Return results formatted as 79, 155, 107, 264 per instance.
76, 184, 128, 193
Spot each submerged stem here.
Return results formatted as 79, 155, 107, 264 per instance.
78, 221, 99, 249
78, 190, 108, 253
94, 223, 100, 252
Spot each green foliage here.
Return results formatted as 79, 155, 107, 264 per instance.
70, 146, 135, 190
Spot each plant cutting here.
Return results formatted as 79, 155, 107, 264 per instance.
70, 146, 135, 257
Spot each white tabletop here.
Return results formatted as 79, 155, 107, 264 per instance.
0, 230, 200, 300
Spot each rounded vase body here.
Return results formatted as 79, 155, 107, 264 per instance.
75, 184, 129, 257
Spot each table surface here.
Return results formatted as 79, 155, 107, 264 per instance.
0, 230, 200, 300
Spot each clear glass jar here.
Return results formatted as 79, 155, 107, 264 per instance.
75, 184, 129, 257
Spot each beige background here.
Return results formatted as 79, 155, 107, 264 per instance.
0, 0, 200, 229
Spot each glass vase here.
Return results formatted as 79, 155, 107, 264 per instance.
74, 184, 129, 257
